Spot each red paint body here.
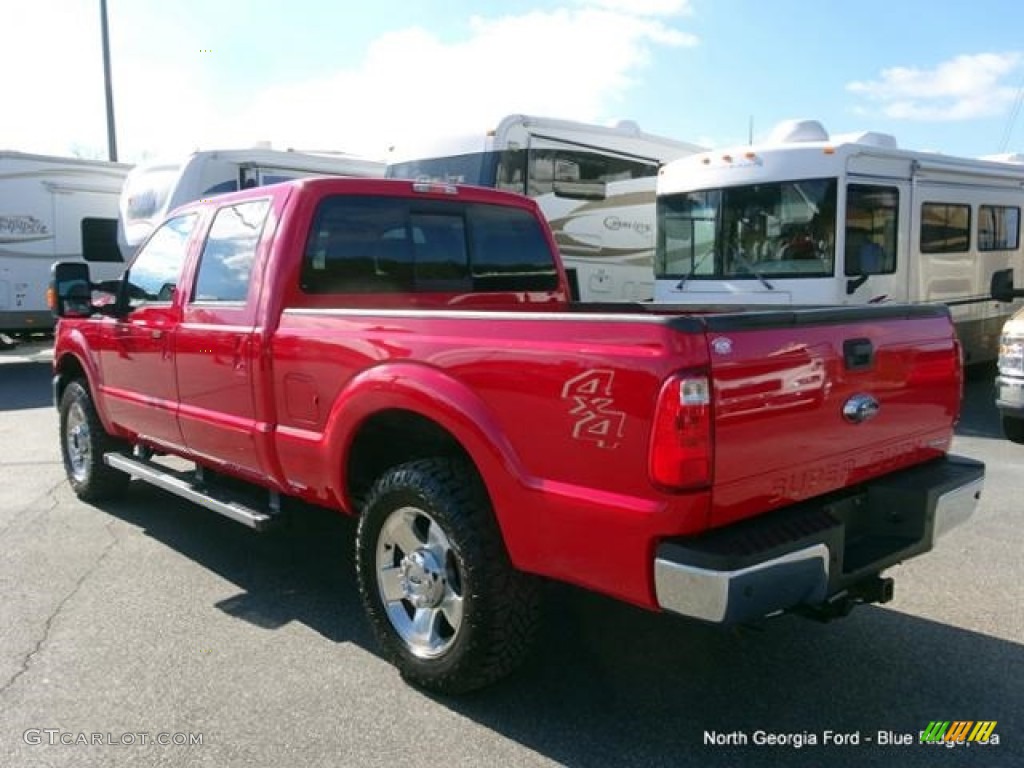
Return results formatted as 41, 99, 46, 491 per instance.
54, 178, 964, 610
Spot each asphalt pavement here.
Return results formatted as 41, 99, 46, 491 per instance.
0, 357, 1020, 767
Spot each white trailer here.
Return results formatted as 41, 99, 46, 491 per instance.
121, 147, 385, 251
655, 119, 1024, 363
386, 114, 705, 301
0, 151, 131, 333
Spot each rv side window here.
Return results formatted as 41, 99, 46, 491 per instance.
527, 148, 657, 197
125, 214, 198, 306
979, 205, 1020, 251
844, 185, 898, 275
81, 218, 123, 262
494, 149, 527, 195
920, 203, 970, 254
192, 200, 271, 303
202, 180, 239, 198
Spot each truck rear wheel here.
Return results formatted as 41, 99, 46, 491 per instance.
355, 458, 539, 694
59, 380, 130, 501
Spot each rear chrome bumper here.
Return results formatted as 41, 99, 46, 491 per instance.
654, 455, 984, 624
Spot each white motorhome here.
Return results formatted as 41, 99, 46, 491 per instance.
654, 119, 1024, 363
121, 147, 385, 251
386, 114, 705, 301
0, 151, 131, 333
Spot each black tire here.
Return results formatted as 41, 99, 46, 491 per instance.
355, 458, 540, 694
1002, 415, 1024, 444
59, 379, 130, 501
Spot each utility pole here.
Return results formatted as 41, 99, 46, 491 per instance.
100, 0, 118, 161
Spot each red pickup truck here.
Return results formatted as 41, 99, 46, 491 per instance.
51, 177, 984, 693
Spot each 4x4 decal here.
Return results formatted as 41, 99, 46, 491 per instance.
561, 369, 626, 449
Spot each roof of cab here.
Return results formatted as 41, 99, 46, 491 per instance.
170, 176, 540, 218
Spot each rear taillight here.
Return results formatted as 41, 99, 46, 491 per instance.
649, 372, 713, 490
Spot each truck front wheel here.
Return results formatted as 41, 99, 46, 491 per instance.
355, 458, 539, 694
59, 380, 129, 501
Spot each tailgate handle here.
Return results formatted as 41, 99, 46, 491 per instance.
843, 338, 874, 371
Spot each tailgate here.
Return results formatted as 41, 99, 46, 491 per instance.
704, 305, 961, 527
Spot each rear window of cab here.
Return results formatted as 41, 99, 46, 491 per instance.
299, 196, 559, 294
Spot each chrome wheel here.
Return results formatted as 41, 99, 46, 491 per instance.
357, 458, 540, 692
58, 380, 129, 501
65, 401, 91, 483
375, 505, 464, 659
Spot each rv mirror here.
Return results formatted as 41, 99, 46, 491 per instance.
49, 261, 93, 318
990, 269, 1024, 302
845, 274, 869, 295
552, 179, 606, 201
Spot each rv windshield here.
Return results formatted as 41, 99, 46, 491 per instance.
120, 165, 182, 249
656, 178, 838, 280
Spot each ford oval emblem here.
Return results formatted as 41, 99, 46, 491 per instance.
843, 394, 880, 424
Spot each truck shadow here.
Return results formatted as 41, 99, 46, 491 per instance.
0, 361, 53, 411
454, 587, 1022, 767
95, 483, 1021, 768
98, 484, 373, 646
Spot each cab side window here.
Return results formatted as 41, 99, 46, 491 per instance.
125, 213, 198, 307
193, 200, 271, 303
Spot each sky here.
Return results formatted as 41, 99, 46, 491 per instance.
4, 0, 1024, 165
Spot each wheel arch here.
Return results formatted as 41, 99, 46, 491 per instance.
345, 408, 476, 507
53, 345, 116, 434
325, 363, 534, 562
54, 351, 87, 405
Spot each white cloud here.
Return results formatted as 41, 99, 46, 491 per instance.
847, 53, 1024, 121
0, 1, 110, 157
217, 6, 697, 160
0, 0, 215, 161
0, 2, 697, 162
